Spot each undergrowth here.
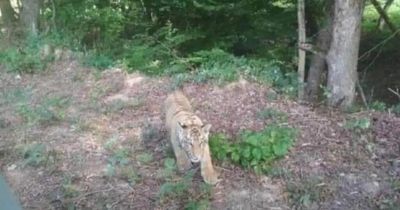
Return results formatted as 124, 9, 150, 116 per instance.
17, 96, 70, 126
0, 35, 53, 73
157, 158, 213, 209
1, 24, 297, 98
209, 124, 296, 174
286, 176, 335, 209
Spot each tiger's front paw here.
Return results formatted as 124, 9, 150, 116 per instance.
202, 170, 220, 185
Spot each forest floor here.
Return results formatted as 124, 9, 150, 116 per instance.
0, 59, 399, 210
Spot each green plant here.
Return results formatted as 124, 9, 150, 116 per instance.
184, 199, 210, 210
82, 52, 114, 70
370, 101, 387, 111
170, 73, 191, 89
17, 96, 70, 125
19, 143, 47, 167
190, 48, 240, 84
286, 176, 336, 210
391, 103, 400, 115
209, 134, 233, 162
257, 64, 298, 96
158, 158, 177, 179
158, 162, 194, 203
104, 98, 144, 113
62, 176, 80, 198
1, 88, 32, 106
286, 178, 328, 209
158, 168, 212, 208
344, 105, 363, 114
159, 180, 190, 200
106, 148, 130, 176
258, 108, 288, 122
137, 153, 153, 164
120, 166, 141, 185
0, 35, 52, 73
345, 117, 371, 131
183, 183, 212, 210
209, 124, 296, 174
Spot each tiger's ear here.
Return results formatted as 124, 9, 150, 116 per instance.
202, 124, 211, 135
178, 121, 187, 129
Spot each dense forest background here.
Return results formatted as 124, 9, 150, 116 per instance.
1, 0, 398, 110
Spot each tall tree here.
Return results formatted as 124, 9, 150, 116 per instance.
20, 0, 41, 35
305, 0, 334, 102
326, 0, 364, 108
297, 0, 306, 101
0, 0, 17, 33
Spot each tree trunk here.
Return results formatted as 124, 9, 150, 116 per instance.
377, 0, 394, 31
297, 0, 306, 101
305, 28, 332, 102
0, 0, 17, 31
20, 0, 41, 35
326, 0, 364, 108
305, 0, 334, 103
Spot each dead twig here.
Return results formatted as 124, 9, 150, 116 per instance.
388, 88, 400, 100
110, 191, 134, 208
356, 79, 369, 109
74, 187, 116, 205
359, 28, 400, 60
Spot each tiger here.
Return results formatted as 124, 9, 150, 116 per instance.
164, 91, 219, 185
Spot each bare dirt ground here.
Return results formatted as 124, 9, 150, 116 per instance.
0, 59, 399, 210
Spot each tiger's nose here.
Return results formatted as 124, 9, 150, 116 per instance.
191, 157, 200, 163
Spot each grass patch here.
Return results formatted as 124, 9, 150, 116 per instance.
166, 48, 297, 96
82, 52, 114, 70
156, 159, 213, 209
286, 177, 334, 209
0, 35, 53, 73
105, 148, 130, 177
345, 117, 371, 131
15, 143, 58, 168
104, 98, 144, 113
2, 89, 70, 126
370, 101, 387, 111
17, 96, 70, 126
258, 107, 288, 122
391, 103, 400, 115
120, 166, 141, 185
137, 152, 154, 164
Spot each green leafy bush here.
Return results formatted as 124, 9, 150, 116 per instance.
123, 41, 165, 75
391, 103, 400, 115
19, 143, 47, 167
17, 96, 70, 125
157, 166, 212, 208
106, 148, 130, 176
209, 124, 296, 174
259, 108, 288, 122
345, 118, 371, 131
190, 49, 240, 84
370, 101, 387, 111
82, 52, 114, 70
0, 35, 51, 73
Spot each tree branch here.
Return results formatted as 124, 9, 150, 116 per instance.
370, 0, 400, 37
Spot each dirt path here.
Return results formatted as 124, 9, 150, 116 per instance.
0, 60, 399, 209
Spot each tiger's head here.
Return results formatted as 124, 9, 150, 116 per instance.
177, 121, 211, 163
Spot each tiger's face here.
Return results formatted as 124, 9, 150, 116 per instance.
177, 122, 211, 163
